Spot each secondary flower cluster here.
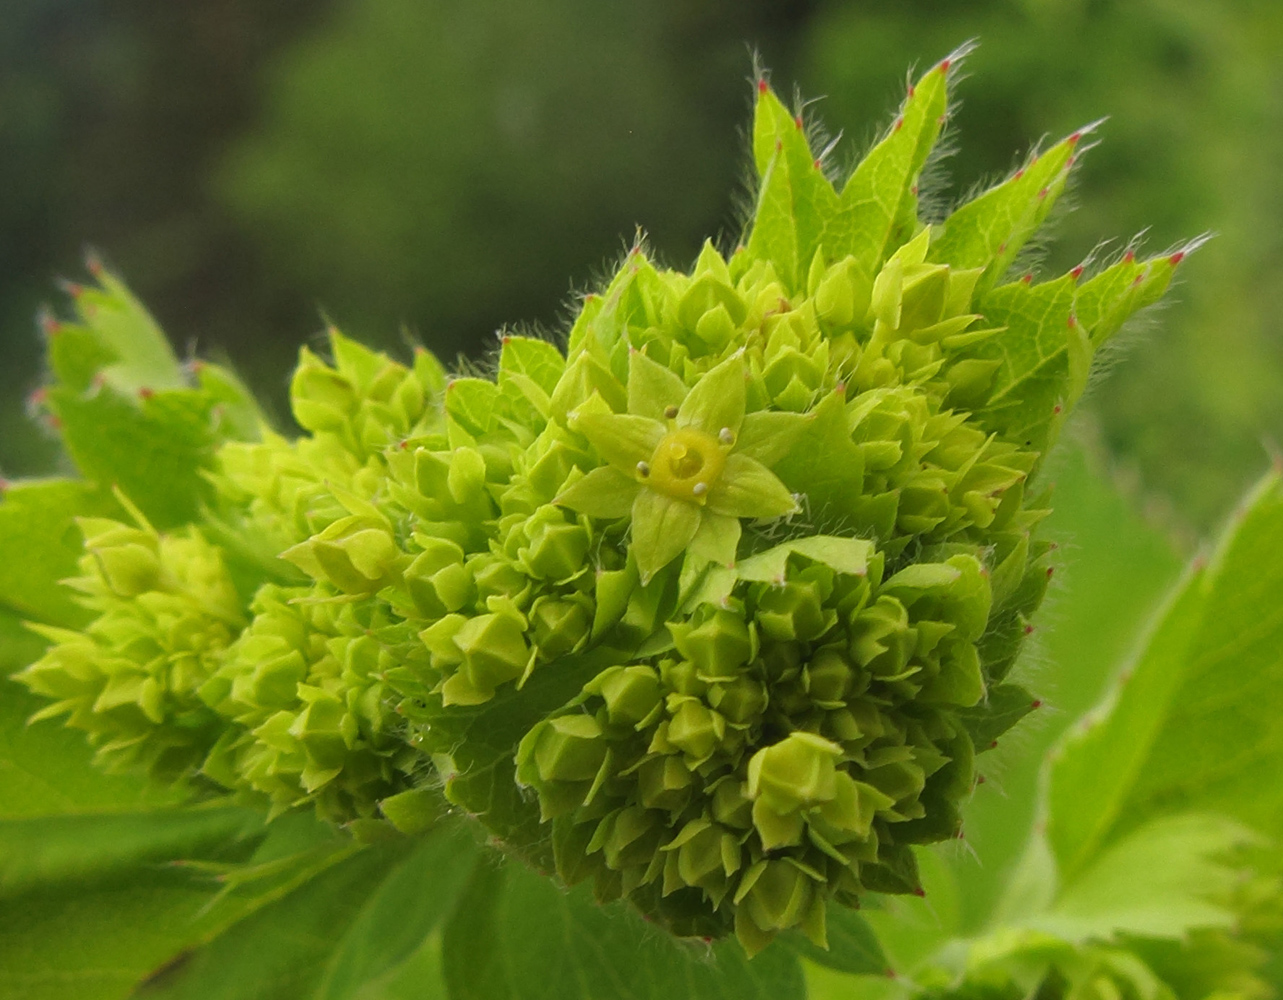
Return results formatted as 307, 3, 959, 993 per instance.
17, 53, 1184, 954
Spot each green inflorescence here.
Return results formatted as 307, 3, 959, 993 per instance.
16, 48, 1194, 954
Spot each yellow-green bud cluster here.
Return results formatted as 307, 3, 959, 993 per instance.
198, 584, 425, 821
20, 511, 243, 783
15, 52, 1188, 957
516, 542, 997, 949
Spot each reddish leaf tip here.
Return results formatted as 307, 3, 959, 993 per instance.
1038, 187, 1049, 199
1021, 273, 1033, 284
1013, 168, 1025, 180
138, 387, 154, 400
757, 78, 768, 95
893, 117, 903, 132
913, 886, 927, 897
1170, 251, 1186, 265
940, 58, 952, 71
1067, 314, 1077, 328
1124, 250, 1136, 263
1071, 265, 1085, 280
1024, 623, 1035, 635
794, 114, 803, 129
1031, 699, 1043, 709
976, 773, 987, 785
989, 740, 999, 749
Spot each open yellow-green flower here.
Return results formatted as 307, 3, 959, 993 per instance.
557, 351, 807, 583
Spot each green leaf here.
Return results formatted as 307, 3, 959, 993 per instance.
0, 864, 232, 1000
1074, 251, 1182, 349
310, 827, 477, 1000
60, 267, 185, 394
947, 441, 1181, 933
746, 84, 838, 291
929, 129, 1088, 298
0, 609, 47, 677
1031, 814, 1257, 943
143, 824, 477, 1000
1047, 470, 1283, 882
48, 385, 223, 530
0, 681, 182, 818
969, 274, 1081, 453
0, 478, 119, 628
954, 683, 1037, 750
830, 56, 952, 280
442, 855, 806, 1000
0, 806, 262, 897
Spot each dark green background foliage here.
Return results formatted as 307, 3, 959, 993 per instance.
2, 0, 1281, 530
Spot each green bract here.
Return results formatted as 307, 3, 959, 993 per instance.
13, 49, 1196, 956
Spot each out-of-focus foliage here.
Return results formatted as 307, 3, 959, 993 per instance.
214, 0, 813, 361
0, 0, 333, 474
800, 0, 1283, 528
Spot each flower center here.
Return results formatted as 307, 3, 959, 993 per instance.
643, 428, 728, 503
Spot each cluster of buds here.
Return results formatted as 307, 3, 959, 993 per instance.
16, 50, 1190, 956
516, 540, 992, 949
198, 584, 425, 821
20, 506, 244, 783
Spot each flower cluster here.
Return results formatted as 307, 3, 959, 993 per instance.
16, 51, 1187, 954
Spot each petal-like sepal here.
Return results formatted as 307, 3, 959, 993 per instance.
572, 411, 665, 473
706, 453, 799, 520
556, 466, 640, 519
630, 490, 701, 584
676, 353, 747, 437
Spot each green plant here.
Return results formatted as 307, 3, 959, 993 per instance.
1, 47, 1279, 1000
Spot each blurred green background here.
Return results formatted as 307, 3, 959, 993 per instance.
3, 0, 1281, 534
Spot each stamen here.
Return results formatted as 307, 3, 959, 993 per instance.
664, 405, 679, 419
636, 461, 650, 477
692, 482, 708, 496
718, 427, 734, 446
